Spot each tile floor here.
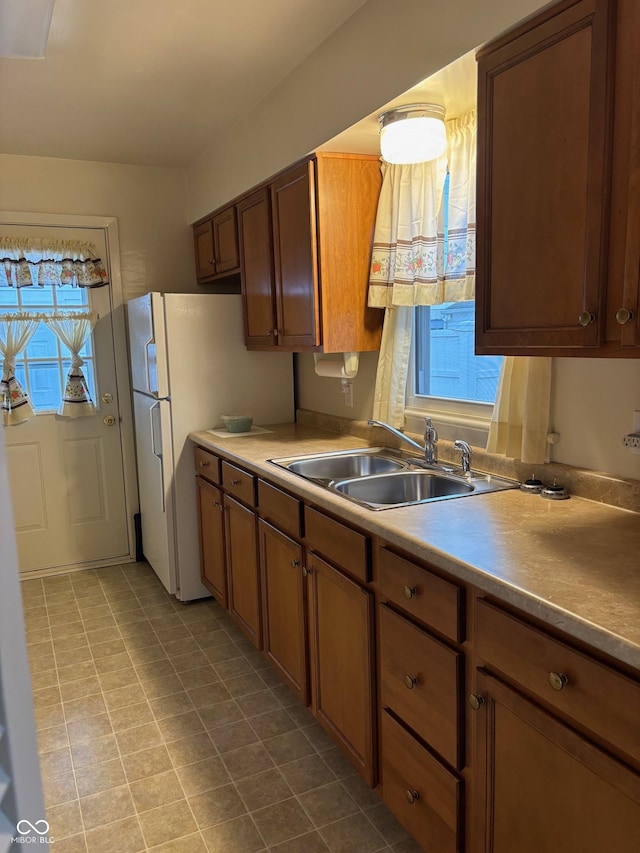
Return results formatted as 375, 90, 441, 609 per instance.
23, 561, 422, 853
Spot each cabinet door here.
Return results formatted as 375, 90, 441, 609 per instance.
271, 161, 320, 349
224, 495, 261, 648
193, 219, 215, 281
212, 206, 240, 275
307, 552, 375, 785
471, 670, 640, 853
196, 477, 227, 607
238, 188, 277, 348
476, 0, 615, 353
259, 520, 308, 704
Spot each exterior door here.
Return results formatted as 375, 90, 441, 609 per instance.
1, 223, 130, 574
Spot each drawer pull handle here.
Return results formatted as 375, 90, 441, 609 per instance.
405, 789, 419, 805
199, 460, 210, 468
548, 671, 568, 692
231, 479, 241, 486
404, 675, 417, 690
469, 693, 485, 711
290, 559, 300, 569
403, 585, 417, 599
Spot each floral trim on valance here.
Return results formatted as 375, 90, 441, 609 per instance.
0, 237, 108, 288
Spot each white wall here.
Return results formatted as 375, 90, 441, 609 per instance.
0, 154, 194, 302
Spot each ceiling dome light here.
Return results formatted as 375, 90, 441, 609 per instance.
379, 104, 447, 164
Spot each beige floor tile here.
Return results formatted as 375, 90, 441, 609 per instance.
135, 659, 176, 682
263, 730, 315, 766
122, 744, 173, 782
236, 690, 282, 718
67, 713, 113, 745
103, 682, 146, 711
75, 757, 126, 798
129, 768, 185, 812
187, 682, 232, 710
56, 646, 93, 668
43, 770, 78, 807
203, 643, 242, 665
251, 797, 314, 847
148, 832, 208, 852
177, 665, 219, 691
64, 694, 108, 723
93, 651, 133, 674
109, 700, 154, 731
364, 803, 410, 846
53, 634, 90, 653
194, 628, 229, 649
222, 743, 275, 782
57, 660, 98, 684
278, 755, 336, 795
175, 755, 230, 797
318, 812, 386, 853
162, 637, 202, 658
50, 620, 85, 639
154, 625, 192, 645
28, 653, 56, 674
86, 626, 122, 645
138, 798, 198, 848
207, 720, 259, 755
80, 783, 136, 831
98, 666, 140, 692
91, 639, 128, 659
47, 799, 84, 840
224, 672, 266, 699
37, 724, 69, 753
189, 783, 246, 830
31, 669, 59, 690
28, 639, 55, 659
269, 832, 331, 853
201, 814, 266, 852
298, 781, 359, 828
341, 775, 382, 810
235, 768, 293, 812
82, 614, 118, 632
60, 675, 102, 702
321, 747, 359, 780
34, 702, 65, 731
164, 732, 218, 768
118, 619, 154, 639
71, 734, 120, 769
170, 650, 210, 673
115, 721, 164, 756
85, 815, 145, 853
39, 745, 73, 778
248, 709, 298, 741
141, 673, 186, 700
27, 628, 53, 646
197, 700, 244, 732
148, 690, 195, 721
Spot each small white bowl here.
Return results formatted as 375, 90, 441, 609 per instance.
221, 414, 254, 433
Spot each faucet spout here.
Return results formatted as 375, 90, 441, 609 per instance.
368, 417, 438, 464
367, 419, 424, 454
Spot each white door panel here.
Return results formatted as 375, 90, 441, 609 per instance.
1, 223, 130, 574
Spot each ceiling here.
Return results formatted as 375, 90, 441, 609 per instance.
0, 0, 369, 167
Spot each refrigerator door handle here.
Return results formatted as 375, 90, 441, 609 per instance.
150, 401, 165, 513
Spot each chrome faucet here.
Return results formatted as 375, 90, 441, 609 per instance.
368, 417, 438, 465
454, 439, 473, 474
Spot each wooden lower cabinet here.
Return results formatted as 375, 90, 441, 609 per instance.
196, 476, 227, 607
472, 669, 640, 853
259, 520, 308, 703
224, 495, 261, 648
307, 552, 375, 785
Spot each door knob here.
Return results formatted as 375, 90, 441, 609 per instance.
101, 392, 113, 404
103, 415, 116, 426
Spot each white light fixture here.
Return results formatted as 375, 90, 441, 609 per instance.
379, 103, 447, 164
0, 0, 56, 59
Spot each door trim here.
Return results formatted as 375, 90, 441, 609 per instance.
0, 210, 138, 570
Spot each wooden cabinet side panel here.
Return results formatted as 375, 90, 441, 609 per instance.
196, 477, 227, 606
259, 520, 308, 704
194, 220, 215, 281
476, 0, 615, 352
315, 153, 383, 353
308, 554, 375, 784
271, 161, 320, 348
473, 670, 640, 853
225, 496, 261, 648
238, 189, 277, 347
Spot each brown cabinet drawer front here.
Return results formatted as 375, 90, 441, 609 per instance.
476, 599, 640, 764
380, 605, 462, 769
378, 548, 463, 643
382, 711, 461, 853
258, 480, 302, 539
304, 507, 369, 583
194, 447, 220, 484
222, 461, 256, 506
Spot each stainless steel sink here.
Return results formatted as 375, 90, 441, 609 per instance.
269, 447, 519, 509
271, 448, 406, 485
333, 470, 475, 509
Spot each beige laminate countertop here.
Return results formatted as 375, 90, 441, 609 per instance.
190, 423, 640, 672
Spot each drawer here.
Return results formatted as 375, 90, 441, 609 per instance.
381, 711, 461, 853
380, 604, 462, 769
221, 460, 256, 507
378, 547, 463, 643
475, 599, 640, 765
258, 480, 302, 539
304, 506, 369, 584
194, 446, 220, 484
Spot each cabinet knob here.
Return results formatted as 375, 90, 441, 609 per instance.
231, 479, 241, 486
578, 311, 596, 327
403, 585, 417, 600
276, 328, 283, 337
290, 559, 300, 569
302, 566, 311, 578
404, 675, 417, 690
266, 329, 274, 335
208, 260, 214, 266
199, 460, 210, 468
468, 693, 485, 711
548, 671, 568, 692
405, 789, 419, 805
615, 307, 634, 325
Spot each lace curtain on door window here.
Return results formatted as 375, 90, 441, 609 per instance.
0, 314, 41, 424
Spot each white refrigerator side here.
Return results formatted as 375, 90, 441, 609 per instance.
132, 391, 177, 595
164, 293, 294, 602
127, 292, 169, 398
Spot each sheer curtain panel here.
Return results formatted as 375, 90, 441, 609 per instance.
44, 312, 98, 417
0, 314, 41, 425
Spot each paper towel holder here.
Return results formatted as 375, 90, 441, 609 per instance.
313, 352, 359, 379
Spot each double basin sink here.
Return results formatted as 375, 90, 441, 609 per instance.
269, 447, 519, 510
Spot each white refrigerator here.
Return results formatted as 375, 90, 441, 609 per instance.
128, 292, 294, 601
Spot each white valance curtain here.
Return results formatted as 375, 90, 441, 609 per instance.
0, 237, 108, 288
0, 311, 97, 425
368, 111, 477, 425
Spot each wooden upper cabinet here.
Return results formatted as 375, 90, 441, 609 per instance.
476, 0, 623, 354
193, 205, 240, 283
238, 152, 383, 353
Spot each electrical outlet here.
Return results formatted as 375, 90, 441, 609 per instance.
342, 381, 354, 408
623, 411, 640, 453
